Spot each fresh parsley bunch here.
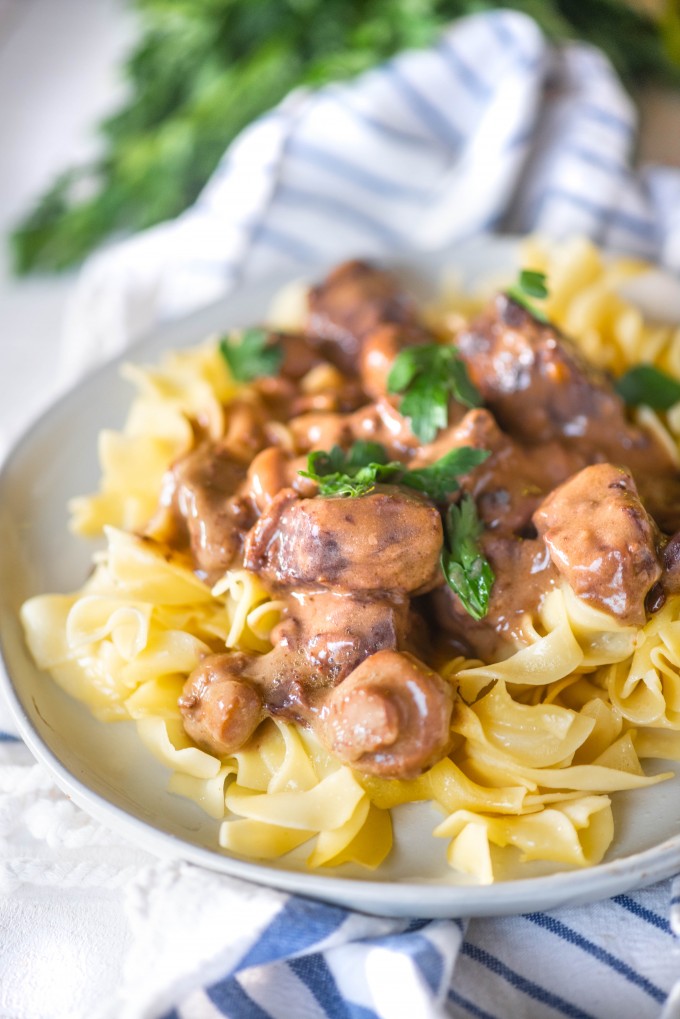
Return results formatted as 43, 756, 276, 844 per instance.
12, 0, 680, 274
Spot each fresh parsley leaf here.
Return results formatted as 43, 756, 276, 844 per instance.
387, 344, 482, 444
403, 447, 490, 502
615, 364, 680, 411
506, 268, 549, 322
218, 327, 282, 382
299, 441, 488, 501
441, 495, 494, 621
299, 443, 395, 497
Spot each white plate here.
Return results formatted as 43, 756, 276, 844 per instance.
2, 236, 680, 918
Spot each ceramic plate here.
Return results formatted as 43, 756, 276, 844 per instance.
2, 236, 680, 918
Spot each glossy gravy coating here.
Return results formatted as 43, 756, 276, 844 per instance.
145, 261, 680, 779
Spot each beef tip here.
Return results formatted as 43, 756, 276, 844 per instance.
359, 322, 431, 400
318, 650, 453, 779
432, 532, 558, 662
179, 654, 263, 755
533, 463, 662, 626
412, 407, 586, 535
289, 411, 352, 454
244, 486, 443, 594
158, 442, 251, 578
267, 590, 413, 685
307, 260, 421, 373
243, 447, 316, 514
276, 332, 325, 380
346, 398, 421, 458
457, 294, 630, 446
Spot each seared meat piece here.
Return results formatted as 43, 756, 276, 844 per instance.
359, 322, 430, 400
307, 260, 423, 373
457, 294, 680, 533
346, 398, 421, 458
318, 650, 453, 779
155, 442, 251, 579
457, 295, 627, 446
244, 486, 443, 594
433, 532, 558, 662
277, 332, 325, 380
413, 407, 586, 535
182, 479, 451, 774
269, 591, 413, 684
533, 463, 662, 626
244, 447, 315, 514
179, 654, 263, 755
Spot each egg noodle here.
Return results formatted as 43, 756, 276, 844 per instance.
20, 238, 680, 883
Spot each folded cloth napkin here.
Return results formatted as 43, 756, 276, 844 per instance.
4, 8, 680, 1019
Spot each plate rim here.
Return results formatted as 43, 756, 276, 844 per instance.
3, 237, 680, 918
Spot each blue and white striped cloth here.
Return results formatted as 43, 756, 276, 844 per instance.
3, 9, 680, 1019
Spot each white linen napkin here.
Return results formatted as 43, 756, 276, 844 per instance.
3, 9, 680, 1019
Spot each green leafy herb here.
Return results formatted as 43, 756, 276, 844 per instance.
12, 1, 680, 275
403, 447, 490, 502
299, 441, 488, 500
506, 268, 550, 322
219, 327, 282, 382
387, 344, 482, 444
441, 495, 494, 621
298, 442, 391, 497
615, 364, 680, 411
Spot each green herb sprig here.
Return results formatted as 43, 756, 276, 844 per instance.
387, 344, 482, 444
441, 495, 494, 621
219, 327, 282, 382
299, 440, 489, 501
12, 1, 680, 275
615, 364, 680, 411
506, 269, 549, 322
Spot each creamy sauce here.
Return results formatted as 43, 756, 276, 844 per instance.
166, 261, 680, 778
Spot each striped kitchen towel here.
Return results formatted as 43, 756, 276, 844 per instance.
58, 9, 680, 384
3, 8, 680, 1019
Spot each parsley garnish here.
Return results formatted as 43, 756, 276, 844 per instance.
387, 344, 482, 444
299, 441, 489, 501
441, 495, 494, 621
506, 268, 549, 322
218, 327, 282, 382
615, 364, 680, 411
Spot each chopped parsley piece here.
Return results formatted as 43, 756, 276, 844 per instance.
218, 327, 282, 382
387, 344, 482, 444
299, 441, 488, 501
615, 364, 680, 411
441, 495, 494, 621
403, 447, 490, 502
506, 268, 549, 322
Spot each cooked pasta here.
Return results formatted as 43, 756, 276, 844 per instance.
20, 240, 680, 883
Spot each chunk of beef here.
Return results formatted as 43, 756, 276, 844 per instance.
533, 463, 662, 626
157, 442, 250, 579
457, 294, 628, 446
457, 294, 680, 534
359, 322, 431, 400
412, 407, 586, 535
318, 650, 454, 779
179, 654, 263, 755
269, 591, 413, 684
244, 486, 443, 594
307, 260, 422, 373
432, 532, 558, 662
